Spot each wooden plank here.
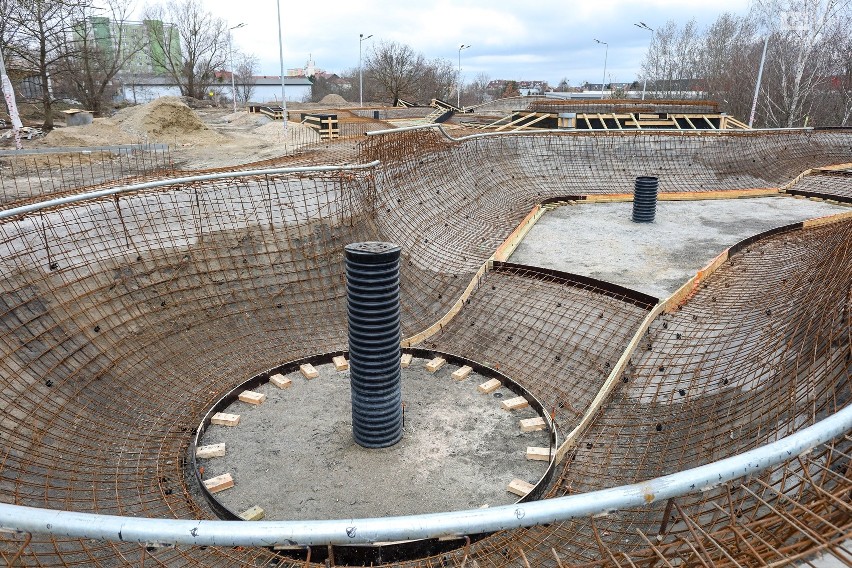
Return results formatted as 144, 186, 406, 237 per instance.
195, 443, 226, 459
269, 373, 292, 389
526, 446, 553, 461
501, 396, 529, 411
239, 390, 266, 405
451, 365, 473, 381
507, 479, 534, 497
299, 363, 319, 379
203, 473, 234, 493
211, 412, 240, 427
400, 353, 413, 368
478, 378, 501, 394
513, 113, 550, 131
520, 417, 546, 433
239, 505, 265, 521
332, 356, 349, 371
425, 357, 446, 373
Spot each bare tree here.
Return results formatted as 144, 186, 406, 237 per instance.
420, 57, 456, 102
233, 52, 257, 103
7, 0, 79, 129
58, 0, 147, 116
364, 40, 426, 104
0, 0, 17, 55
754, 0, 847, 127
462, 72, 491, 105
699, 12, 761, 119
821, 19, 852, 125
144, 0, 228, 99
639, 19, 702, 98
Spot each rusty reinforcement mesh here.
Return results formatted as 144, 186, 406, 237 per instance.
0, 127, 850, 567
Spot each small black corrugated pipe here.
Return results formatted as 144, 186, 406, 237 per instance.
345, 242, 403, 448
632, 176, 659, 223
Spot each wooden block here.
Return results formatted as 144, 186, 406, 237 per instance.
195, 443, 226, 459
425, 357, 446, 373
400, 353, 413, 368
211, 412, 240, 427
451, 365, 473, 381
269, 373, 292, 389
507, 478, 534, 497
526, 446, 553, 461
502, 396, 529, 411
519, 417, 546, 433
332, 356, 349, 371
239, 505, 265, 521
238, 390, 266, 405
478, 378, 501, 394
299, 363, 319, 379
203, 473, 234, 494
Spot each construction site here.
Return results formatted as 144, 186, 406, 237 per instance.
0, 94, 850, 567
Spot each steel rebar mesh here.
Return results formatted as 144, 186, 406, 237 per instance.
0, 127, 850, 567
0, 147, 174, 207
786, 170, 852, 203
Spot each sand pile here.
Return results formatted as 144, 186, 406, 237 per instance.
43, 119, 137, 146
319, 94, 348, 106
222, 111, 271, 127
253, 121, 319, 144
113, 97, 225, 144
44, 97, 228, 147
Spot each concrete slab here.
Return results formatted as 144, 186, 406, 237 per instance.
198, 358, 550, 520
509, 196, 848, 300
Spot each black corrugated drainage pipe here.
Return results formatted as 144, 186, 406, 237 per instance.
345, 242, 403, 448
632, 176, 659, 223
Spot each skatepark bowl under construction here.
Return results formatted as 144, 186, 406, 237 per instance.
0, 122, 851, 567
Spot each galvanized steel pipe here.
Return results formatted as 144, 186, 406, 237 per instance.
0, 403, 849, 546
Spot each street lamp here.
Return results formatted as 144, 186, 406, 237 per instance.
228, 22, 246, 113
275, 0, 287, 130
359, 33, 372, 108
634, 21, 654, 100
594, 39, 608, 99
457, 44, 470, 108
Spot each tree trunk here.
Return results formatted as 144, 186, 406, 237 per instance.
40, 72, 53, 130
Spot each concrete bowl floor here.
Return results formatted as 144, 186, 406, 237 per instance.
197, 357, 550, 520
509, 196, 849, 299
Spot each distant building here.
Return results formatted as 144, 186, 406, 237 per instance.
486, 79, 549, 96
73, 17, 182, 76
288, 56, 326, 78
118, 75, 313, 104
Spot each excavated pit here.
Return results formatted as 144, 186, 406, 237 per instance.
0, 126, 850, 566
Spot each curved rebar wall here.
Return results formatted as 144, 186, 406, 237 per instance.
0, 126, 850, 567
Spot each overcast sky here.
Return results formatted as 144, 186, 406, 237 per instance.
185, 0, 752, 87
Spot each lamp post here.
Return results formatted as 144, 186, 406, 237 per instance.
359, 33, 372, 108
594, 39, 608, 98
457, 44, 470, 108
275, 0, 287, 130
228, 22, 246, 113
634, 21, 654, 100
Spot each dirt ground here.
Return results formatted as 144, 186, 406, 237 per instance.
6, 97, 398, 170
197, 357, 550, 521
